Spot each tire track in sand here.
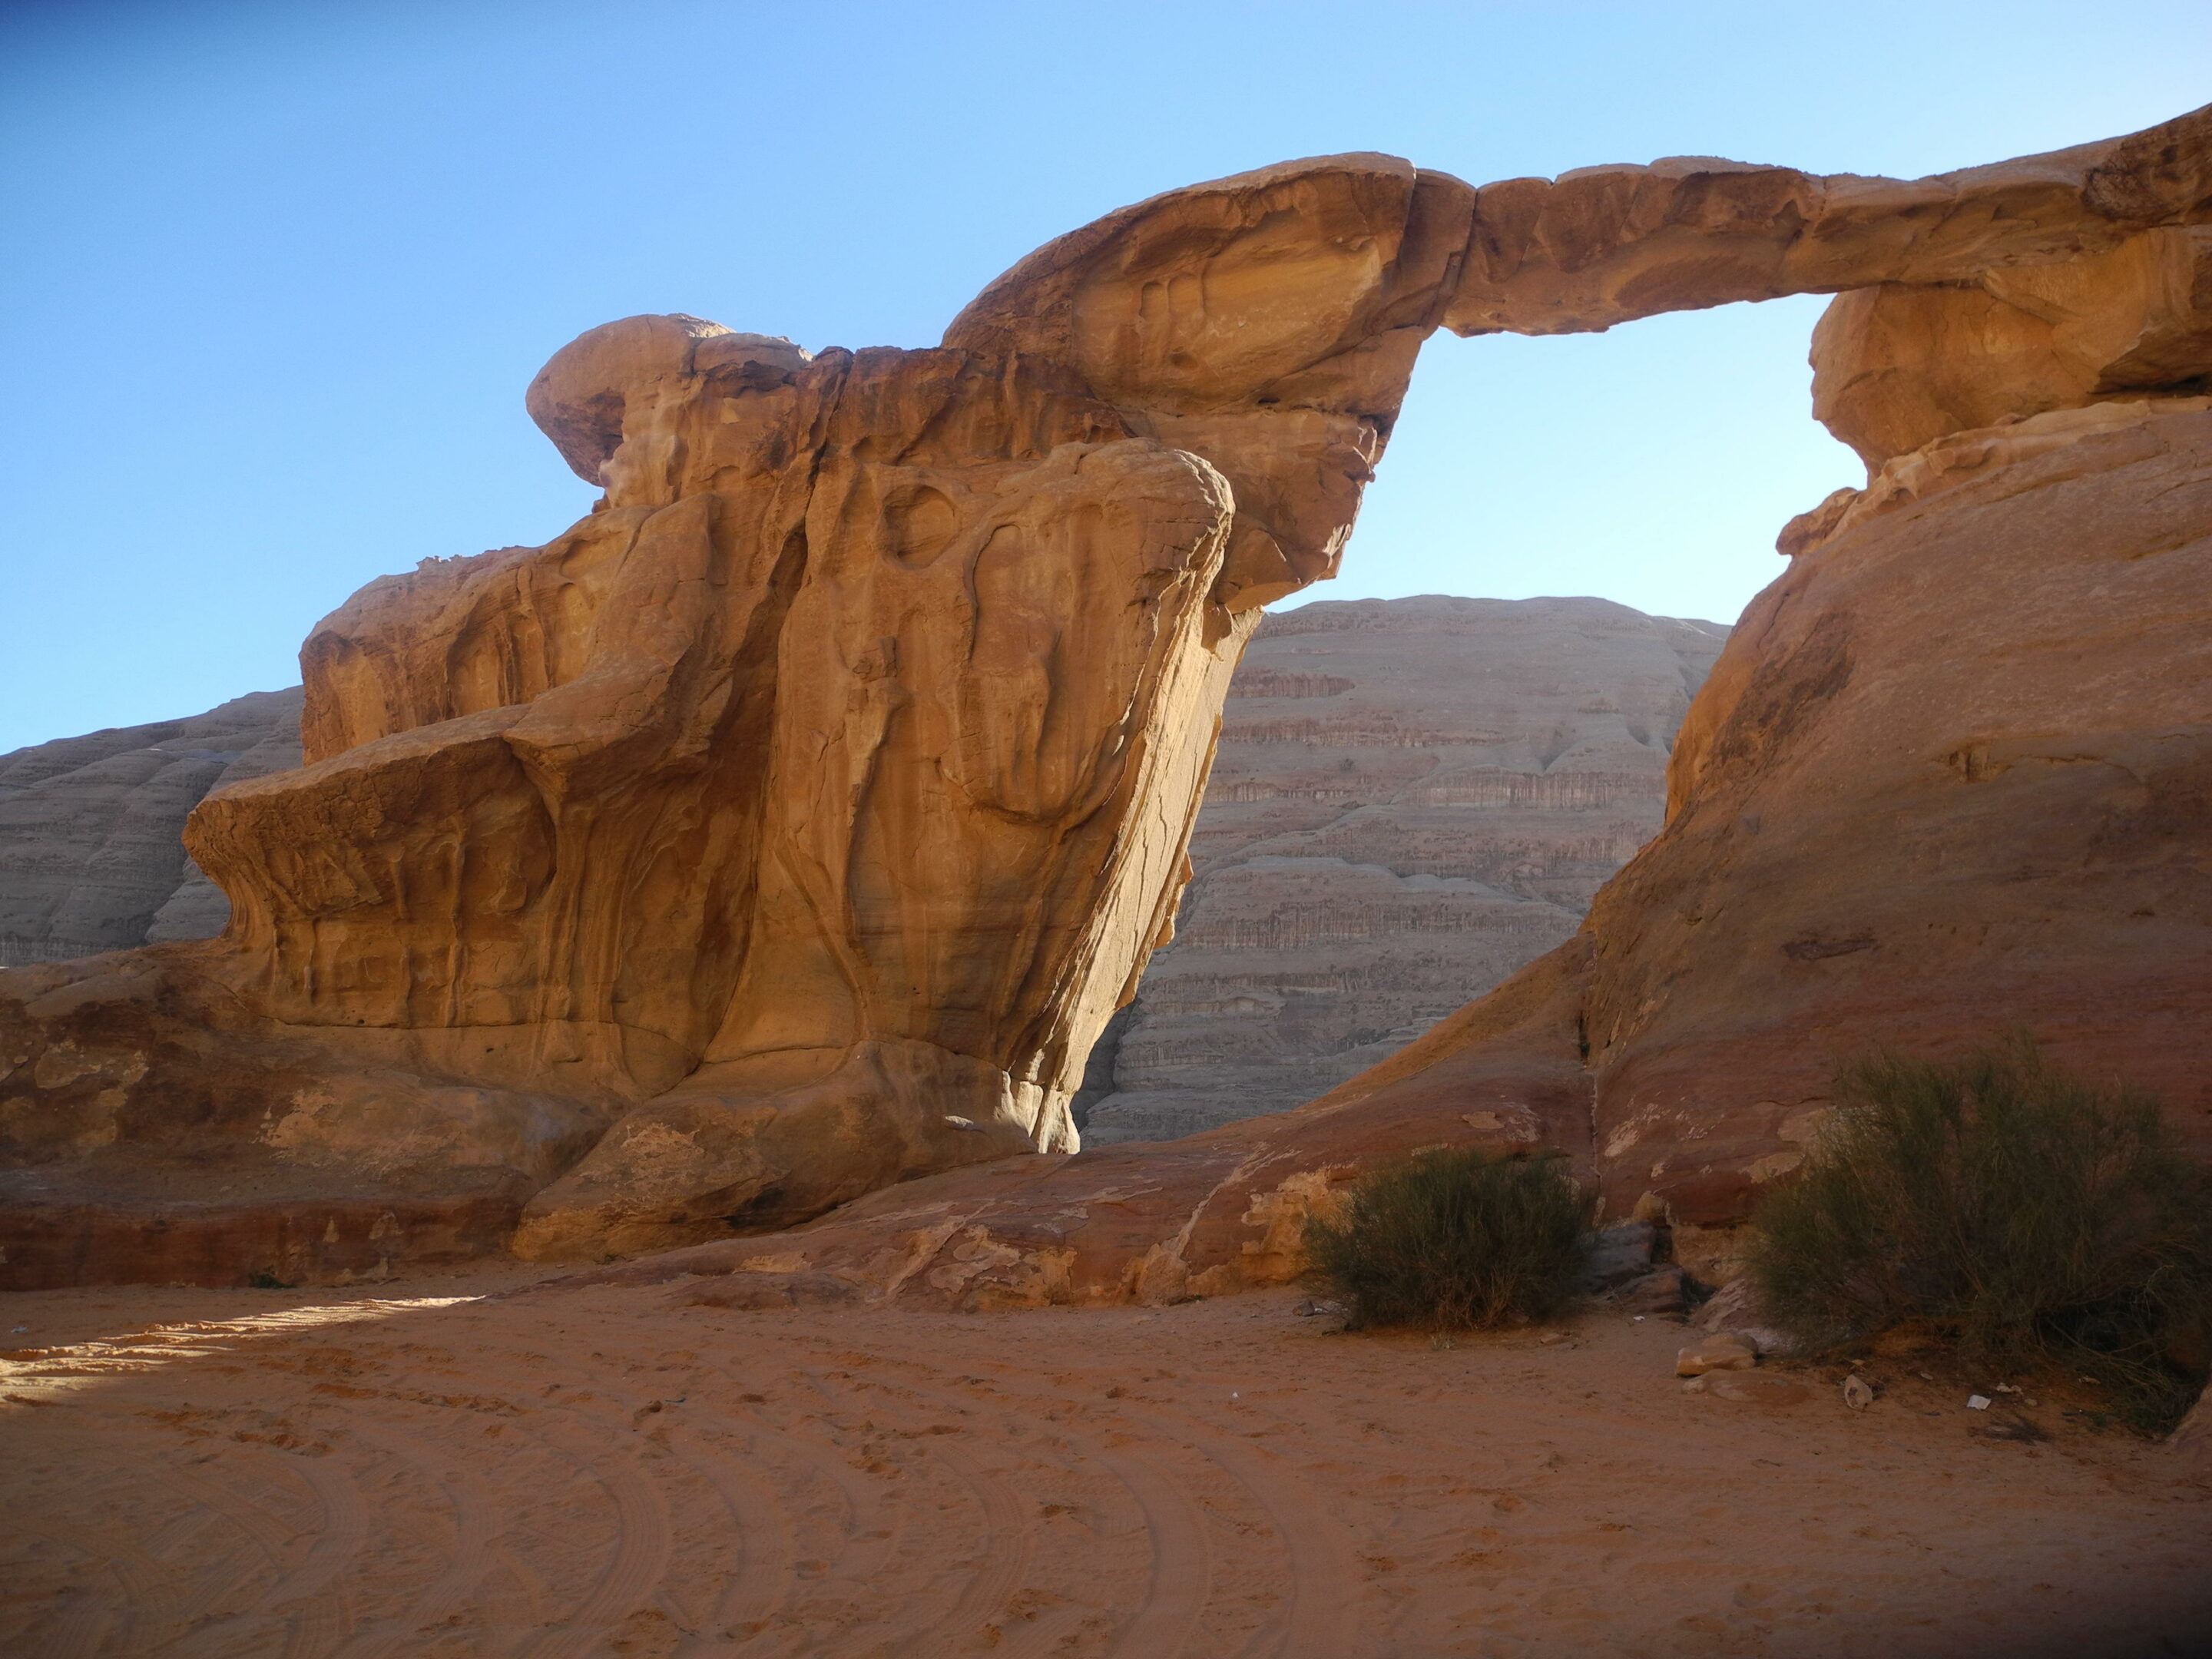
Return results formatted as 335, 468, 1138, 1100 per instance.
809, 1346, 1222, 1659
11, 1283, 2211, 1656
843, 1411, 1031, 1659
129, 1448, 318, 1654
1087, 1442, 1215, 1659
1127, 1406, 1362, 1659
656, 1416, 800, 1640
6, 1303, 1344, 1658
541, 1344, 908, 1654
163, 1450, 372, 1659
324, 1417, 518, 1659
843, 1339, 1358, 1659
2, 1489, 210, 1656
693, 1356, 908, 1584
511, 1415, 676, 1659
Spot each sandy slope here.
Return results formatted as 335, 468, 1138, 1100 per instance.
2, 1272, 2207, 1657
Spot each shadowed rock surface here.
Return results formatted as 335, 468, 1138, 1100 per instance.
5, 104, 2210, 1291
1082, 596, 1726, 1143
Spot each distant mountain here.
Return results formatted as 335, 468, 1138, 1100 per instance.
0, 687, 303, 962
1078, 595, 1727, 1143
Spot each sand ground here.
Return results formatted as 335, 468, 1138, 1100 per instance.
2, 1270, 2207, 1658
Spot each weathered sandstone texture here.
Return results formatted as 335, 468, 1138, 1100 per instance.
5, 104, 2210, 1289
572, 377, 2212, 1312
1081, 596, 1725, 1143
0, 690, 303, 964
546, 109, 2212, 1326
0, 593, 1723, 1154
5, 155, 1479, 1285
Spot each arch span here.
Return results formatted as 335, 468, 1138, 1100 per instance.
2, 104, 2209, 1286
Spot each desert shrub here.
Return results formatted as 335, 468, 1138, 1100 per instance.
1746, 1039, 2212, 1432
1304, 1147, 1588, 1331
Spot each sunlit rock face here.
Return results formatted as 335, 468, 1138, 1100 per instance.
4, 591, 1730, 1161
5, 103, 2210, 1289
1, 156, 1475, 1281
478, 107, 2212, 1320
1081, 596, 1727, 1143
1810, 225, 2212, 472
556, 378, 2212, 1308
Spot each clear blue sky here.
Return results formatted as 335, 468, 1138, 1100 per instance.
4, 0, 2207, 753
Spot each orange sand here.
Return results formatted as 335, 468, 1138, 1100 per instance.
2, 1272, 2207, 1657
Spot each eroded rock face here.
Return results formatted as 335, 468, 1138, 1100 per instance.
1350, 165, 2212, 1285
1582, 396, 2212, 1281
2, 155, 1474, 1283
564, 393, 2212, 1304
1083, 597, 1725, 1142
1811, 227, 2212, 470
5, 594, 1725, 1163
531, 110, 2212, 1319
554, 940, 1598, 1310
5, 105, 2209, 1288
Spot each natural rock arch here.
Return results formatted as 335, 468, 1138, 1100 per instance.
2, 105, 2207, 1286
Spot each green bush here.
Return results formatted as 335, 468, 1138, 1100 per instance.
1746, 1039, 2212, 1432
1303, 1147, 1588, 1331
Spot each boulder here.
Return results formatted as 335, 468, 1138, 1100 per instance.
1691, 1279, 1791, 1356
1677, 1335, 1760, 1376
1613, 1265, 1689, 1316
1584, 1220, 1659, 1290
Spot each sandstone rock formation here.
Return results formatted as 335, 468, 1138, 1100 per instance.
1810, 224, 2212, 472
4, 103, 2209, 1290
1082, 596, 1725, 1143
562, 941, 1601, 1311
4, 156, 1478, 1285
2, 594, 1724, 1158
4, 597, 1725, 1167
0, 690, 302, 964
539, 109, 2212, 1321
572, 376, 2212, 1310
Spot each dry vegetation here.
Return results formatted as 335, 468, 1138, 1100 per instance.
1303, 1147, 1590, 1331
1748, 1041, 2212, 1433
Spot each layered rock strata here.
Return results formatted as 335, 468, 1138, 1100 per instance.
0, 690, 303, 964
5, 104, 2210, 1288
1083, 596, 1725, 1143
